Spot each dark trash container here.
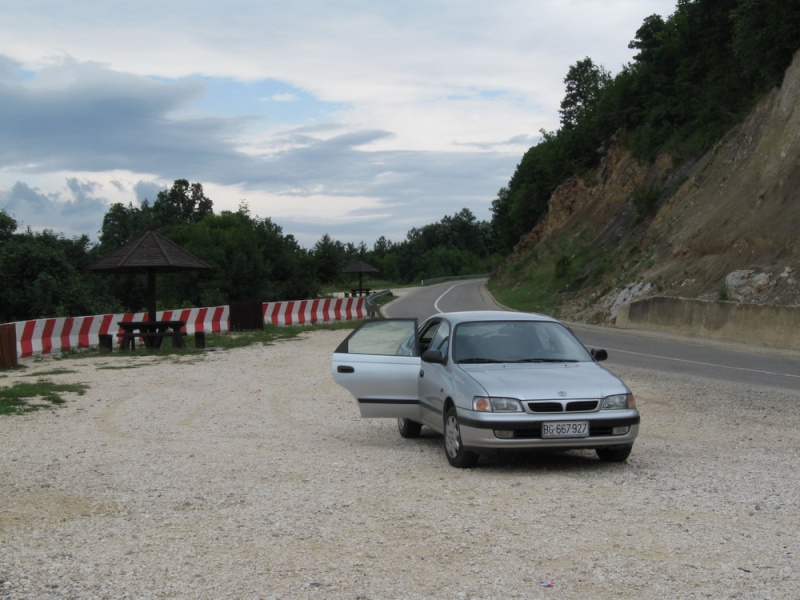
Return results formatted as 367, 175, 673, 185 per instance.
0, 323, 17, 369
195, 332, 206, 349
98, 333, 113, 352
229, 301, 264, 331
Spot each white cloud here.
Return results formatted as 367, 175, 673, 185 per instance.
270, 93, 297, 103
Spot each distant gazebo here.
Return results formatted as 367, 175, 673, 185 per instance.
343, 260, 379, 296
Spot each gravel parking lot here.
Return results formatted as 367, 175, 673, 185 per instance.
1, 330, 798, 599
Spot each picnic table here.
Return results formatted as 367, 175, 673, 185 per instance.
117, 320, 187, 350
350, 288, 371, 297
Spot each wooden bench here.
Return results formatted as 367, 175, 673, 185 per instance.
117, 330, 187, 350
117, 320, 188, 351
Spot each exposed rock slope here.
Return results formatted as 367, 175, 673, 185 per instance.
509, 49, 800, 323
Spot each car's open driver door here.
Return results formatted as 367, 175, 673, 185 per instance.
331, 319, 421, 418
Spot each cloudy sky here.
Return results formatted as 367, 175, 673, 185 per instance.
0, 0, 676, 248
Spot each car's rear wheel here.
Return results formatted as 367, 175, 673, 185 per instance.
443, 407, 479, 468
397, 418, 422, 439
596, 444, 633, 462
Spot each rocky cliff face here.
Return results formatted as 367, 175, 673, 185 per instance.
511, 49, 800, 323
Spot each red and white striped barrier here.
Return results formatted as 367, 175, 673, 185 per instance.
8, 298, 364, 359
263, 297, 363, 325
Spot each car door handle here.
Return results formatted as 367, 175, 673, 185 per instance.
420, 369, 424, 378
337, 365, 355, 373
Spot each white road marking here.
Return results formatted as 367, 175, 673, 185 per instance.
434, 282, 471, 313
606, 346, 800, 379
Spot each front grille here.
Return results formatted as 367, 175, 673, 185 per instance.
528, 402, 563, 413
526, 399, 599, 413
567, 400, 599, 412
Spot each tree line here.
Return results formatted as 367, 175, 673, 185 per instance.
0, 181, 498, 323
490, 0, 800, 254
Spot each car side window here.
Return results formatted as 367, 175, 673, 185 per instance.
428, 320, 450, 357
419, 320, 440, 353
336, 319, 418, 356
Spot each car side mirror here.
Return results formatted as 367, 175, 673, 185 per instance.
590, 348, 608, 362
422, 349, 446, 364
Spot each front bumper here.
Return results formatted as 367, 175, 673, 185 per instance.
457, 408, 640, 450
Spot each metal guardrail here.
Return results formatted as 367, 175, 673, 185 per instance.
419, 274, 490, 286
365, 290, 392, 317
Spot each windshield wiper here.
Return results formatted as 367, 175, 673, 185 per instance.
457, 358, 505, 364
513, 358, 579, 363
458, 357, 579, 364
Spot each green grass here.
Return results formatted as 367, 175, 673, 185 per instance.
0, 379, 89, 415
487, 265, 562, 315
46, 320, 362, 360
204, 321, 358, 350
488, 234, 584, 315
489, 228, 641, 317
21, 368, 77, 377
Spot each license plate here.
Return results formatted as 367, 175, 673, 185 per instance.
542, 421, 589, 438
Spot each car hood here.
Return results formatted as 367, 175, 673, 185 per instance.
458, 362, 626, 400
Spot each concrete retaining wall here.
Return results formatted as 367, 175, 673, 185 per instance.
616, 296, 800, 349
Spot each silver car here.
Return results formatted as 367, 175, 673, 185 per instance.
332, 310, 640, 468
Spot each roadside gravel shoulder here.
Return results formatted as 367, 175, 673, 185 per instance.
1, 331, 798, 599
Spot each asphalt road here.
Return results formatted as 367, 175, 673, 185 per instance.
383, 279, 800, 393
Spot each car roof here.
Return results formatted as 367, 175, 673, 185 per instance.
427, 310, 559, 326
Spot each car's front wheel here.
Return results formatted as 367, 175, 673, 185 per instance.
443, 407, 479, 468
397, 418, 422, 439
596, 444, 633, 462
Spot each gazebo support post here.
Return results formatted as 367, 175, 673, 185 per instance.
147, 270, 157, 323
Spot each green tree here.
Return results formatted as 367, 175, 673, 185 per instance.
161, 205, 318, 306
312, 234, 346, 285
627, 14, 667, 64
0, 209, 17, 243
491, 130, 566, 253
99, 201, 149, 249
372, 236, 394, 258
386, 209, 495, 282
559, 57, 612, 130
732, 0, 800, 92
619, 0, 796, 158
0, 230, 115, 322
152, 179, 214, 228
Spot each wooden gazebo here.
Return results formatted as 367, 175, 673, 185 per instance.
89, 230, 212, 322
344, 260, 379, 296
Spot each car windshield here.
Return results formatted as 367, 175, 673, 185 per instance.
452, 320, 592, 364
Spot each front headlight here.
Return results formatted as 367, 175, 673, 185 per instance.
601, 393, 635, 409
473, 396, 523, 412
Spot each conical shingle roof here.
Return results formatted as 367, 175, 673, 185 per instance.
89, 230, 211, 273
343, 260, 379, 274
